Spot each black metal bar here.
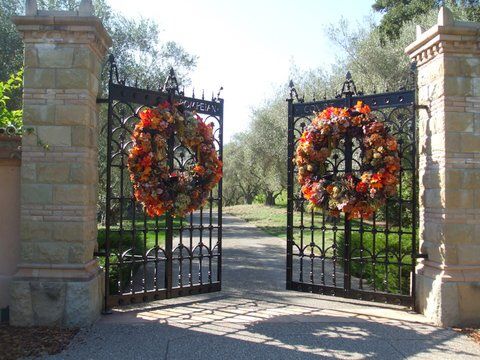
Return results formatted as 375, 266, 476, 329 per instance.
410, 63, 419, 308
286, 97, 294, 289
107, 282, 221, 308
289, 281, 413, 307
102, 55, 115, 315
343, 115, 352, 294
165, 90, 175, 298
199, 208, 204, 285
292, 89, 415, 116
217, 98, 224, 287
179, 218, 184, 287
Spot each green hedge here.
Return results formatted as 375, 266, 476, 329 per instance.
97, 217, 181, 294
337, 227, 414, 294
97, 229, 145, 294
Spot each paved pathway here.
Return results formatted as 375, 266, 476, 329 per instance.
46, 214, 480, 359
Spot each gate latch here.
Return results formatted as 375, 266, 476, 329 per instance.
414, 253, 428, 259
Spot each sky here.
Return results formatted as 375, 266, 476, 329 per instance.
109, 0, 379, 142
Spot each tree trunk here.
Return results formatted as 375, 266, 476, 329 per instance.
244, 194, 254, 204
293, 198, 303, 212
264, 191, 275, 206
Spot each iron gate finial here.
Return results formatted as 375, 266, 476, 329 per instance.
107, 54, 119, 84
216, 86, 224, 101
339, 71, 358, 98
163, 68, 180, 94
288, 80, 304, 103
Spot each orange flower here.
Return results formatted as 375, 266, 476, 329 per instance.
159, 100, 170, 110
193, 164, 206, 175
383, 172, 397, 185
356, 182, 368, 193
131, 146, 144, 156
370, 173, 383, 189
361, 173, 371, 183
300, 132, 308, 143
140, 155, 152, 168
355, 101, 371, 114
386, 138, 398, 151
351, 115, 363, 126
140, 108, 154, 120
302, 185, 314, 200
386, 163, 400, 173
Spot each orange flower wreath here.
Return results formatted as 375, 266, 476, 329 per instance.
128, 101, 222, 217
295, 101, 401, 219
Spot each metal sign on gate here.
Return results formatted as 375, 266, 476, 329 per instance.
98, 56, 223, 310
286, 69, 419, 306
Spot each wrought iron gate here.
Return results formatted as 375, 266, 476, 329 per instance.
286, 70, 419, 306
99, 56, 223, 310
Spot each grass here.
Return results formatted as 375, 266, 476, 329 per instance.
224, 204, 290, 238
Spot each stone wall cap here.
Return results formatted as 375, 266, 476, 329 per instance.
406, 6, 480, 59
12, 14, 112, 47
405, 22, 480, 58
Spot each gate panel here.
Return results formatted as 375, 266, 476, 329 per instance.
287, 73, 418, 306
100, 57, 223, 309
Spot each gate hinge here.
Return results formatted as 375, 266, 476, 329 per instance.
414, 253, 428, 259
414, 104, 429, 111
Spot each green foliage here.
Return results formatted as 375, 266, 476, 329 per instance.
97, 226, 147, 294
324, 11, 437, 92
223, 134, 261, 205
0, 69, 23, 129
0, 0, 197, 99
0, 0, 23, 83
337, 224, 414, 294
372, 0, 480, 43
223, 91, 288, 207
372, 0, 437, 43
249, 95, 288, 205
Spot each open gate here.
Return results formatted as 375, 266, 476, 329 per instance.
286, 70, 420, 306
99, 56, 223, 310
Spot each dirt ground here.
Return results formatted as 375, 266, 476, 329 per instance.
0, 324, 78, 360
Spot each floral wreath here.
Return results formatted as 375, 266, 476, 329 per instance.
295, 101, 401, 219
128, 101, 222, 218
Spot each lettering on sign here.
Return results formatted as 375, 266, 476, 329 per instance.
293, 100, 345, 116
183, 100, 220, 116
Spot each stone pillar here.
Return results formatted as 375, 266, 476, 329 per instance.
406, 7, 480, 327
10, 2, 111, 326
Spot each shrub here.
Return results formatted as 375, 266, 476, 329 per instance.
337, 225, 414, 294
97, 228, 145, 294
0, 70, 23, 129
